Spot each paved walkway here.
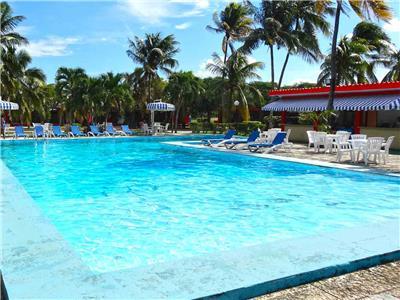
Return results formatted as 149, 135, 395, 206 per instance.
255, 261, 400, 300
268, 144, 400, 174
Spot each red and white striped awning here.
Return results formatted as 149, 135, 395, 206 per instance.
262, 94, 400, 112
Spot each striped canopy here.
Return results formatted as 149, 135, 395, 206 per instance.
262, 94, 400, 112
0, 100, 19, 110
146, 101, 175, 111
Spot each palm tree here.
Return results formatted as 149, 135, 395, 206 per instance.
381, 49, 400, 82
241, 0, 291, 90
164, 71, 204, 132
318, 36, 374, 85
206, 2, 253, 69
206, 2, 252, 122
98, 72, 133, 125
277, 0, 333, 88
127, 33, 179, 103
0, 1, 28, 51
207, 52, 264, 121
55, 67, 88, 123
317, 0, 392, 110
0, 48, 45, 123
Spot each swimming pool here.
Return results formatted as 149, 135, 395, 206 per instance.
1, 136, 399, 273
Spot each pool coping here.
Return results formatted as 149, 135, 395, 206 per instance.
165, 141, 400, 178
1, 154, 399, 299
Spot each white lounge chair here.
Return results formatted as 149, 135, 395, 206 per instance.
282, 128, 293, 151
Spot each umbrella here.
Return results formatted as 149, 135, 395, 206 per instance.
146, 100, 175, 132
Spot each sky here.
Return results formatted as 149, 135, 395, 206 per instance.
10, 0, 400, 85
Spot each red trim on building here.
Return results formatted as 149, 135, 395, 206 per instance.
269, 82, 400, 99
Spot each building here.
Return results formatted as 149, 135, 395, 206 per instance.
262, 82, 400, 150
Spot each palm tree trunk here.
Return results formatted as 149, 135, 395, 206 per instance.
278, 51, 291, 89
270, 45, 275, 89
221, 36, 229, 123
148, 76, 152, 103
174, 107, 180, 133
327, 0, 342, 110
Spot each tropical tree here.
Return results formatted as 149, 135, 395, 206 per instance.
276, 0, 333, 88
207, 52, 264, 121
317, 0, 392, 110
318, 36, 375, 85
127, 33, 179, 103
98, 72, 134, 124
164, 71, 204, 132
381, 49, 400, 82
206, 2, 253, 122
1, 48, 46, 123
55, 67, 89, 123
0, 1, 27, 51
241, 0, 291, 90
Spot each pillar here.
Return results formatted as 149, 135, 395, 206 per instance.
280, 111, 287, 131
354, 111, 361, 134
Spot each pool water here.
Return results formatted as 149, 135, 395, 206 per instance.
1, 136, 399, 273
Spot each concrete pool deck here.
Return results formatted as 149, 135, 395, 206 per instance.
1, 156, 399, 299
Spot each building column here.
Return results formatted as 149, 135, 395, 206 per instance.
280, 111, 287, 131
354, 111, 361, 134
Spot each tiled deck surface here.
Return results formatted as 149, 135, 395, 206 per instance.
256, 261, 400, 300
268, 144, 400, 174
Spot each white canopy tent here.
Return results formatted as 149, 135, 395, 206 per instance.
146, 100, 175, 133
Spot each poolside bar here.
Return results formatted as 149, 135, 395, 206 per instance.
263, 82, 400, 149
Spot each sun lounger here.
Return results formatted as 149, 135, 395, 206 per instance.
120, 125, 135, 136
68, 125, 86, 137
202, 129, 236, 146
248, 132, 287, 153
88, 125, 107, 136
14, 126, 27, 139
33, 125, 45, 138
106, 124, 120, 136
52, 125, 67, 137
224, 130, 260, 150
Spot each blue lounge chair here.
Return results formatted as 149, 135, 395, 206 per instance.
121, 125, 134, 136
52, 125, 67, 137
88, 125, 106, 136
14, 126, 27, 138
106, 124, 119, 136
34, 125, 45, 138
202, 129, 236, 146
248, 132, 287, 153
69, 125, 86, 137
224, 130, 260, 150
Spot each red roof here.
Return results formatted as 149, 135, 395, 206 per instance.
269, 82, 400, 99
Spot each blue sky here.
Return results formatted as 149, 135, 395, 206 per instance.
11, 0, 400, 85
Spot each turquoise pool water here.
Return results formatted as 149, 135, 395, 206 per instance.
1, 136, 399, 273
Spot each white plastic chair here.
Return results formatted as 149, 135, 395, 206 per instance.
314, 132, 327, 152
336, 134, 354, 162
332, 131, 351, 152
306, 130, 316, 150
43, 123, 52, 137
380, 136, 394, 164
357, 137, 384, 165
351, 134, 367, 140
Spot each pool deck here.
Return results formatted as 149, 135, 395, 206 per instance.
1, 149, 399, 299
255, 261, 400, 300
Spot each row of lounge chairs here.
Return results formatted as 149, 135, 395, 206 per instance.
13, 124, 135, 139
201, 129, 289, 153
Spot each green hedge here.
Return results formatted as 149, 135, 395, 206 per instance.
191, 121, 264, 135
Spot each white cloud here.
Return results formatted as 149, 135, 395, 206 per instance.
21, 36, 80, 57
17, 25, 33, 35
194, 58, 215, 78
175, 22, 191, 30
120, 0, 210, 24
383, 17, 400, 32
